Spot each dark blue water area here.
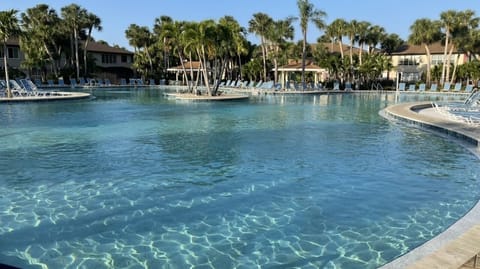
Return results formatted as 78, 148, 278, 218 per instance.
0, 90, 478, 268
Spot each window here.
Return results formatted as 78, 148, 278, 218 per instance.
431, 54, 456, 66
8, 47, 19, 59
101, 54, 117, 64
121, 55, 128, 63
398, 56, 419, 66
0, 47, 19, 58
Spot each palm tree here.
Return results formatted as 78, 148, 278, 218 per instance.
0, 9, 21, 98
408, 18, 441, 86
248, 13, 273, 82
266, 18, 295, 84
61, 4, 88, 80
365, 25, 386, 54
297, 0, 326, 89
326, 19, 348, 59
153, 15, 173, 73
21, 4, 64, 78
439, 10, 458, 85
219, 16, 248, 81
356, 21, 370, 65
448, 10, 479, 84
125, 24, 154, 77
83, 12, 102, 76
381, 33, 403, 80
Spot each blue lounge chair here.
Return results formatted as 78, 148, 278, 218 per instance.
429, 83, 438, 91
129, 78, 136, 86
408, 84, 415, 91
69, 78, 77, 88
104, 78, 112, 86
333, 82, 340, 90
442, 82, 451, 91
47, 80, 54, 87
78, 77, 86, 86
453, 83, 461, 92
418, 83, 426, 91
58, 78, 65, 87
398, 82, 406, 91
120, 78, 127, 86
149, 79, 156, 86
465, 85, 474, 92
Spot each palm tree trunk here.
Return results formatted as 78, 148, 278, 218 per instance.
3, 42, 11, 98
238, 54, 243, 80
441, 28, 449, 85
261, 36, 267, 82
446, 46, 454, 83
301, 30, 307, 90
74, 28, 80, 80
425, 46, 432, 86
450, 54, 460, 85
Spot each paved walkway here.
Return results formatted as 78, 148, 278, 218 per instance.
381, 102, 480, 269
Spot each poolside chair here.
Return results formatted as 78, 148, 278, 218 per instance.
149, 79, 155, 86
78, 77, 86, 86
47, 80, 54, 87
465, 85, 474, 92
453, 83, 461, 92
344, 82, 353, 91
34, 79, 42, 87
418, 83, 426, 91
129, 78, 136, 86
333, 82, 340, 91
397, 82, 406, 91
69, 78, 77, 88
408, 84, 416, 92
120, 78, 127, 86
442, 82, 451, 91
58, 78, 65, 87
136, 79, 144, 86
429, 83, 438, 91
104, 78, 112, 86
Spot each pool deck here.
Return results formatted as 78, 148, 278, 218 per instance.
381, 102, 480, 269
164, 92, 249, 101
0, 92, 91, 102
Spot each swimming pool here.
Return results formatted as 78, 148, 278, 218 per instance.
0, 90, 478, 268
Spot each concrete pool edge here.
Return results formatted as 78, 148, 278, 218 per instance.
380, 102, 480, 269
0, 91, 91, 102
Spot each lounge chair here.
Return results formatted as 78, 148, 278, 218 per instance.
104, 78, 112, 86
418, 83, 426, 91
58, 78, 65, 87
333, 82, 340, 91
465, 85, 474, 92
344, 82, 353, 91
136, 79, 144, 86
47, 80, 54, 87
129, 78, 136, 86
69, 78, 77, 88
34, 79, 42, 87
120, 78, 127, 86
78, 77, 86, 86
453, 83, 461, 92
149, 79, 155, 86
398, 82, 406, 91
442, 82, 451, 91
408, 84, 416, 91
429, 83, 438, 91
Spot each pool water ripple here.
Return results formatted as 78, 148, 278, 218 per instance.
0, 91, 479, 268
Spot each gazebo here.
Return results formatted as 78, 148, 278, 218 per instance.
276, 60, 328, 89
167, 61, 205, 85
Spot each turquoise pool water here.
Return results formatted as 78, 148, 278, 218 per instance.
0, 90, 479, 269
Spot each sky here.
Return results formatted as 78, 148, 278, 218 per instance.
3, 0, 480, 51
